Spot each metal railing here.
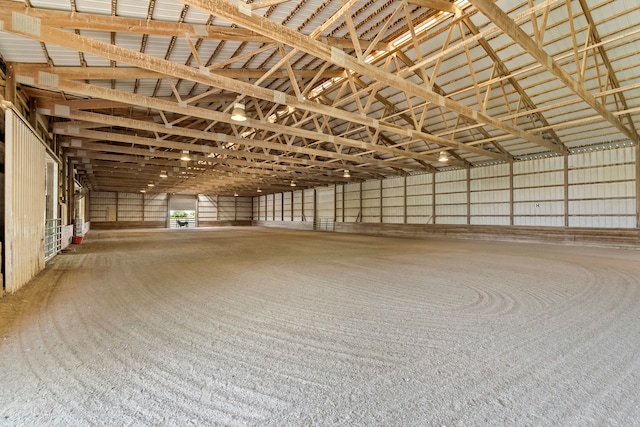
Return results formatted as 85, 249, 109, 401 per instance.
45, 218, 62, 261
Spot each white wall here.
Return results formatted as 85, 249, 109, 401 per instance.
254, 146, 638, 230
4, 108, 46, 293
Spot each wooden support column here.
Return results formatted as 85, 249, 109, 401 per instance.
5, 63, 16, 105
280, 192, 284, 221
379, 179, 383, 223
636, 143, 640, 228
432, 172, 436, 224
142, 193, 145, 222
509, 162, 514, 226
403, 176, 407, 224
67, 156, 74, 225
466, 167, 471, 225
359, 182, 363, 222
564, 152, 569, 227
301, 190, 305, 221
333, 185, 337, 223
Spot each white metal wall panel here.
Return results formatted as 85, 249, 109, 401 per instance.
303, 189, 315, 221
217, 196, 236, 221
361, 180, 381, 222
283, 192, 293, 221
342, 183, 360, 222
316, 186, 335, 220
4, 109, 46, 293
293, 191, 303, 221
117, 193, 143, 221
89, 191, 117, 221
236, 198, 253, 220
266, 194, 274, 221
513, 156, 564, 227
197, 195, 217, 221
274, 193, 283, 220
434, 169, 467, 224
469, 163, 511, 225
406, 173, 432, 224
381, 177, 404, 224
144, 193, 168, 221
259, 195, 268, 220
252, 196, 260, 219
335, 185, 344, 221
567, 147, 636, 228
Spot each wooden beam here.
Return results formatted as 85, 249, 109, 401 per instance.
407, 0, 459, 14
0, 1, 387, 50
469, 0, 639, 144
12, 63, 345, 81
178, 0, 564, 153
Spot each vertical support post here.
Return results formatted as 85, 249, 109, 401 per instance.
466, 166, 471, 225
115, 192, 119, 222
636, 142, 640, 228
431, 172, 436, 224
67, 156, 74, 225
403, 175, 407, 224
5, 63, 16, 105
333, 184, 338, 223
234, 195, 238, 222
142, 193, 145, 222
564, 152, 570, 227
216, 195, 220, 221
378, 179, 382, 223
359, 182, 363, 222
509, 161, 514, 226
281, 192, 284, 221
342, 184, 346, 222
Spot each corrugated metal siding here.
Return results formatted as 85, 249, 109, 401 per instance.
470, 164, 511, 225
567, 147, 636, 228
197, 195, 217, 222
435, 169, 467, 224
4, 109, 46, 293
513, 156, 565, 227
316, 186, 335, 220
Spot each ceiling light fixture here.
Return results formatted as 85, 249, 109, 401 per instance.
234, 193, 239, 197
439, 151, 449, 162
231, 103, 247, 122
181, 150, 191, 161
147, 183, 155, 187
257, 188, 262, 193
159, 170, 168, 178
343, 169, 351, 178
290, 181, 296, 187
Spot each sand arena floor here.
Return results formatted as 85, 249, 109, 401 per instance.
1, 227, 639, 426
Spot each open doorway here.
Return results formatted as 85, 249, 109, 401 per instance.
168, 194, 197, 229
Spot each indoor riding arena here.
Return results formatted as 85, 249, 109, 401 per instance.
1, 0, 639, 425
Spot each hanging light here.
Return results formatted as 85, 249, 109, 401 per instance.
231, 103, 247, 121
257, 188, 262, 193
159, 170, 168, 178
343, 169, 351, 178
290, 181, 296, 187
147, 183, 155, 187
234, 193, 239, 197
181, 150, 191, 161
438, 151, 449, 162
140, 189, 146, 193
